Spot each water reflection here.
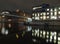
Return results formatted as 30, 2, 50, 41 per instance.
32, 26, 60, 44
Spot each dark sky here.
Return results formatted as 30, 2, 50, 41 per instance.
0, 0, 60, 13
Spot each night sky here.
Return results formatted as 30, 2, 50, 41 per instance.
0, 0, 60, 13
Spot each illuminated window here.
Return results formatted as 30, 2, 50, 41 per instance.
35, 17, 39, 20
50, 39, 52, 42
35, 13, 37, 16
43, 16, 46, 20
50, 9, 53, 12
51, 12, 53, 16
40, 17, 43, 19
59, 7, 60, 10
43, 12, 46, 16
43, 31, 46, 38
32, 30, 35, 36
58, 11, 60, 14
40, 13, 43, 15
47, 16, 49, 19
32, 17, 34, 19
50, 16, 57, 19
46, 35, 49, 38
47, 12, 49, 15
47, 8, 49, 11
54, 8, 57, 11
54, 12, 57, 16
46, 39, 49, 42
37, 13, 39, 16
32, 13, 34, 16
35, 29, 39, 37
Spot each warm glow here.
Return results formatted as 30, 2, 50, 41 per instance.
47, 12, 49, 15
43, 12, 46, 16
54, 8, 57, 11
35, 17, 39, 20
43, 16, 46, 20
50, 9, 53, 12
47, 8, 49, 11
58, 11, 60, 14
47, 16, 49, 19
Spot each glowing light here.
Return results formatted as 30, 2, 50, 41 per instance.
8, 24, 11, 28
58, 11, 60, 14
46, 35, 49, 38
46, 39, 49, 42
2, 15, 5, 17
51, 12, 53, 16
32, 39, 36, 42
43, 12, 46, 16
54, 8, 57, 11
27, 26, 32, 31
32, 13, 34, 16
50, 9, 53, 11
47, 8, 49, 11
54, 12, 57, 16
35, 13, 37, 16
59, 7, 60, 10
40, 17, 43, 19
43, 16, 46, 20
1, 27, 5, 34
50, 39, 52, 42
5, 30, 8, 35
32, 17, 34, 19
16, 34, 19, 39
40, 13, 43, 15
47, 12, 49, 15
35, 29, 39, 37
47, 16, 49, 19
51, 16, 57, 19
35, 17, 39, 20
58, 37, 60, 40
38, 13, 39, 16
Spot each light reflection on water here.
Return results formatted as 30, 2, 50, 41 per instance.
32, 26, 60, 44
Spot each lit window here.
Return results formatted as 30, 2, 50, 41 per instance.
38, 13, 39, 16
58, 11, 60, 14
54, 8, 57, 11
59, 7, 60, 10
32, 13, 34, 16
32, 30, 35, 36
54, 12, 57, 16
47, 8, 49, 11
32, 17, 34, 19
58, 37, 60, 40
40, 13, 43, 15
43, 12, 46, 16
46, 35, 49, 38
35, 17, 39, 20
50, 39, 52, 42
40, 17, 43, 19
50, 16, 57, 19
50, 9, 53, 12
35, 29, 39, 37
47, 12, 49, 15
35, 13, 37, 16
51, 12, 53, 16
32, 39, 37, 42
54, 36, 56, 40
47, 16, 49, 19
46, 39, 49, 42
43, 16, 46, 20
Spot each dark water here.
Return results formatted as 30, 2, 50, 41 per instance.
0, 24, 60, 44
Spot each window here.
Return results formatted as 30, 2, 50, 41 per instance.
35, 17, 39, 20
58, 11, 60, 14
43, 16, 46, 20
54, 8, 57, 11
47, 8, 49, 11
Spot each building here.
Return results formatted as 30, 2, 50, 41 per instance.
32, 5, 60, 44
